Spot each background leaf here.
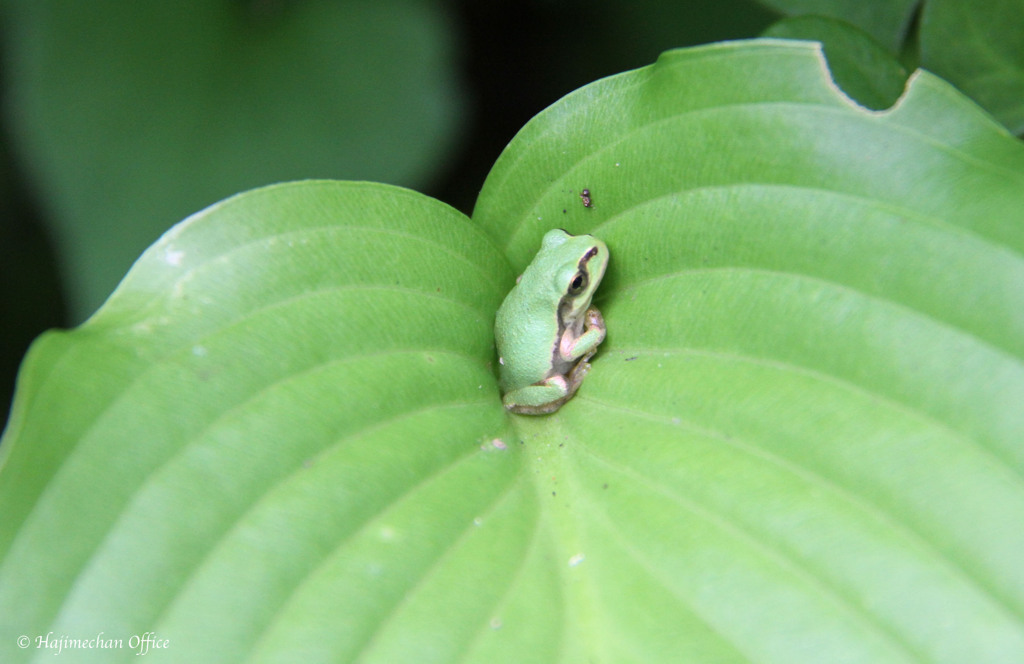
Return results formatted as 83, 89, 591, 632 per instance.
763, 16, 908, 110
757, 0, 1024, 134
1, 0, 464, 321
753, 0, 919, 50
920, 0, 1024, 135
4, 39, 1024, 663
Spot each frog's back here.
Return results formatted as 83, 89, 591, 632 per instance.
495, 283, 561, 392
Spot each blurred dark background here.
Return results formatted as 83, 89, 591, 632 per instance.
0, 0, 779, 430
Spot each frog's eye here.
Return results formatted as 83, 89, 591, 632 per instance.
568, 271, 588, 295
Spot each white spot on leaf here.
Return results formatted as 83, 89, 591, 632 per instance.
163, 246, 186, 266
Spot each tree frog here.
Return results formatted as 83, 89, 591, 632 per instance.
494, 229, 609, 415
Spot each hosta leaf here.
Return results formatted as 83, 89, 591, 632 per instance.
0, 181, 514, 663
3, 40, 1024, 663
474, 39, 1024, 662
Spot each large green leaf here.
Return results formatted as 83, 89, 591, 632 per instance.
4, 40, 1024, 662
0, 181, 515, 663
1, 0, 464, 321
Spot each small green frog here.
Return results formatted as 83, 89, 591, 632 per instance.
494, 229, 609, 415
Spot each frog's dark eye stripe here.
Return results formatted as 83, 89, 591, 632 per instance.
578, 246, 598, 270
569, 247, 598, 294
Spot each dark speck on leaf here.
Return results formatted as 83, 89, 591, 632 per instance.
580, 188, 592, 208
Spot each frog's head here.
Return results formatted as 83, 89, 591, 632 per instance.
542, 229, 609, 325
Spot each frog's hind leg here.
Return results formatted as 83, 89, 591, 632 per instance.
503, 356, 599, 415
503, 376, 572, 414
